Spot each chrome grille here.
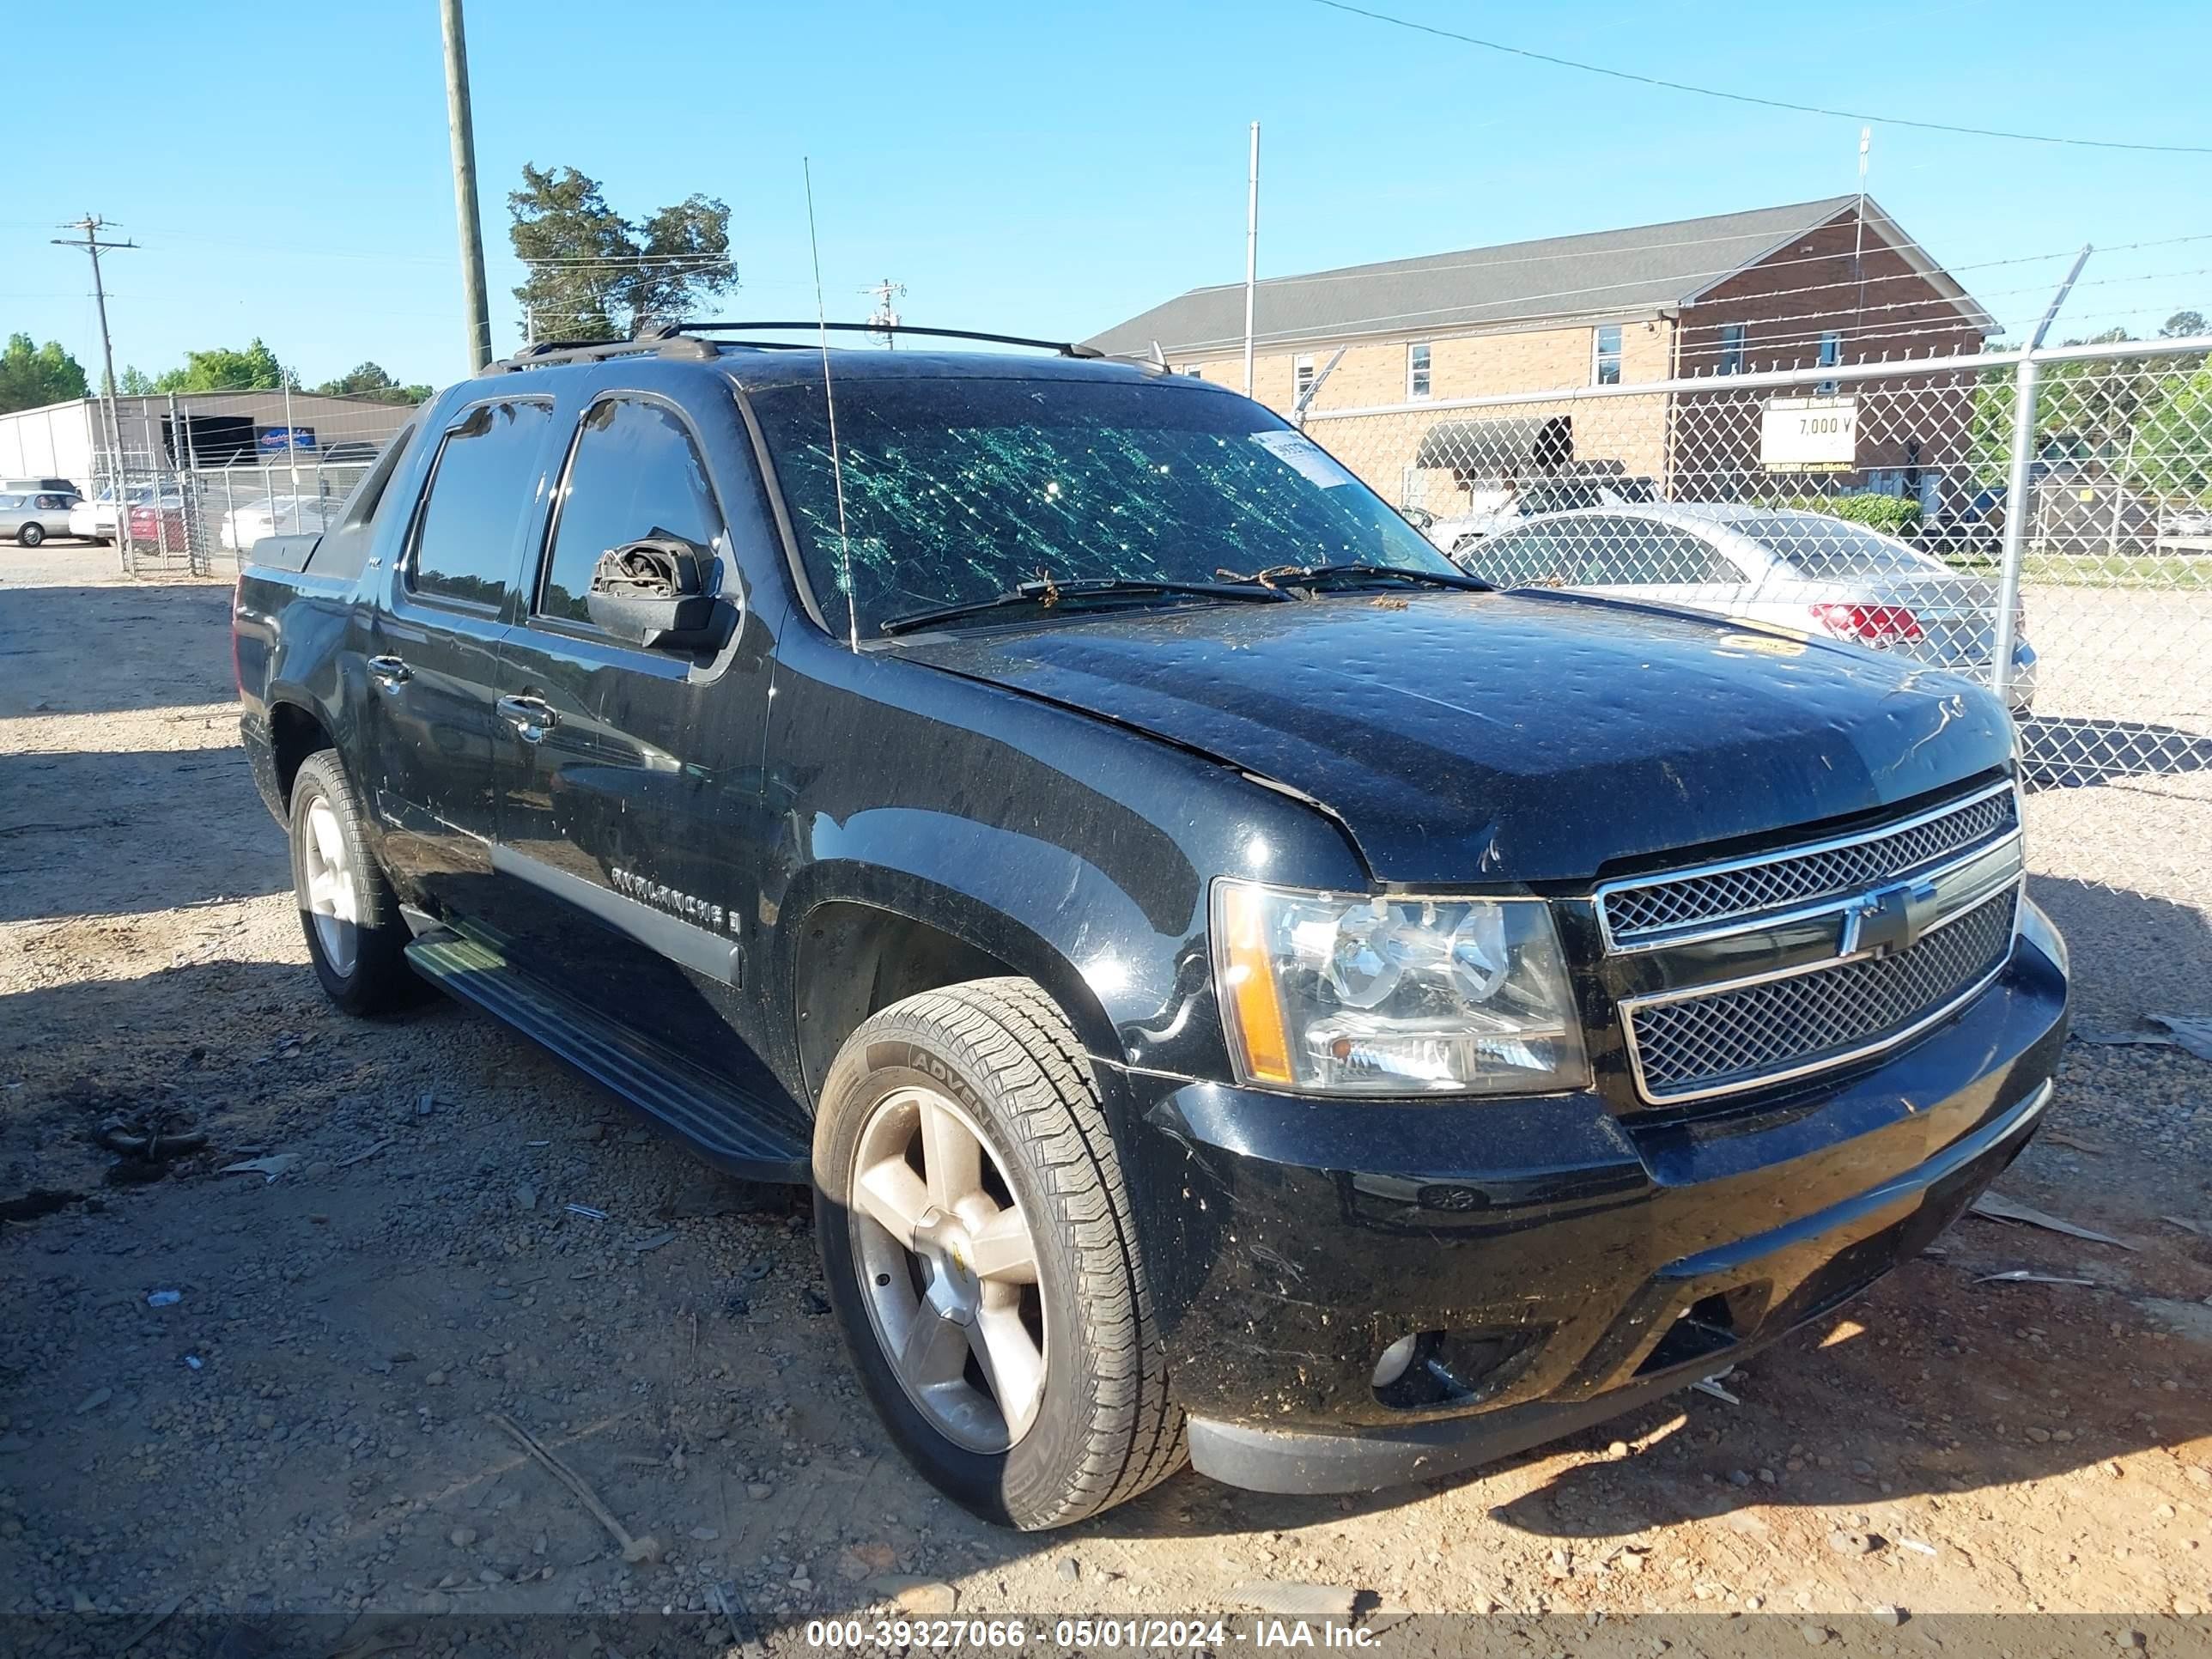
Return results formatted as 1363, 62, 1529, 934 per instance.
1601, 787, 2017, 943
1625, 888, 2018, 1103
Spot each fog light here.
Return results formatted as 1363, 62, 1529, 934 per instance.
1372, 1333, 1423, 1389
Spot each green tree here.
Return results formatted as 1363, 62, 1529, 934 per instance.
2131, 363, 2212, 496
508, 164, 737, 343
117, 367, 155, 395
2160, 310, 2206, 339
315, 361, 432, 404
0, 334, 90, 413
150, 339, 289, 393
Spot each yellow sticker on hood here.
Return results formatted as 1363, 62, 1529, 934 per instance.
1717, 631, 1808, 658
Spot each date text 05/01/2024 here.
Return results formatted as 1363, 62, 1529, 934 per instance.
802, 1617, 1382, 1649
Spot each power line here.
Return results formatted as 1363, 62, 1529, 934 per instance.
1305, 0, 2212, 154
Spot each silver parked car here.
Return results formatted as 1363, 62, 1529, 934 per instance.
0, 489, 82, 548
1453, 504, 2038, 714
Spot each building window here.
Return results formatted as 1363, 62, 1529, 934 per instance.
1718, 323, 1747, 375
1816, 330, 1843, 395
1592, 325, 1623, 386
1178, 364, 1205, 378
1293, 354, 1316, 404
1407, 342, 1432, 399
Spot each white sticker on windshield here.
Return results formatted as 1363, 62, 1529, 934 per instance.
1250, 429, 1354, 488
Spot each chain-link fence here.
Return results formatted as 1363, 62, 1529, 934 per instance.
1303, 334, 2212, 1003
76, 393, 412, 579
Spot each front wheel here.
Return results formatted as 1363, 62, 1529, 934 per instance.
813, 977, 1185, 1528
288, 750, 416, 1014
18, 523, 44, 548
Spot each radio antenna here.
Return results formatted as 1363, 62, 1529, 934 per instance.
804, 158, 860, 652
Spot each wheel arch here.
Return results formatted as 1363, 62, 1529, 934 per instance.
786, 873, 1123, 1118
267, 698, 336, 808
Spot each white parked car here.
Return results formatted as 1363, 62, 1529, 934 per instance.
1418, 477, 1657, 555
219, 495, 339, 552
1452, 504, 2038, 714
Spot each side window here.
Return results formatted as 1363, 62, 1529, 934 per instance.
537, 397, 726, 628
1460, 529, 1567, 587
1578, 519, 1737, 585
408, 399, 552, 609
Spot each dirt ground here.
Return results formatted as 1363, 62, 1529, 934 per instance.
2, 553, 2209, 1650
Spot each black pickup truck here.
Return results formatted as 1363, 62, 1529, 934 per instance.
234, 325, 2068, 1530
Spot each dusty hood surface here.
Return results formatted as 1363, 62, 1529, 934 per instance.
890, 590, 2014, 885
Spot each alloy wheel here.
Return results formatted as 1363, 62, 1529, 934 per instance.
847, 1085, 1048, 1454
300, 796, 360, 975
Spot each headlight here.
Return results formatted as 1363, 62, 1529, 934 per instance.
1211, 879, 1588, 1097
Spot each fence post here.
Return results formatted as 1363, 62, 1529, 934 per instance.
1990, 246, 2092, 708
1990, 358, 2038, 707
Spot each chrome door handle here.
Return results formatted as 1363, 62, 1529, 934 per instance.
496, 695, 558, 744
367, 654, 411, 689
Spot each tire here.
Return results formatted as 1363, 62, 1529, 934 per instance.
18, 523, 44, 548
813, 977, 1185, 1529
287, 750, 416, 1015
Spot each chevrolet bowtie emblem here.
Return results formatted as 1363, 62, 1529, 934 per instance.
1839, 876, 1942, 958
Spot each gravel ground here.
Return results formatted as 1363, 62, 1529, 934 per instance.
2, 555, 2209, 1651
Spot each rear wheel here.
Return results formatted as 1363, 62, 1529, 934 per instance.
813, 977, 1185, 1528
17, 523, 44, 548
288, 750, 416, 1014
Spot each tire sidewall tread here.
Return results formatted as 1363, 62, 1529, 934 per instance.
287, 750, 416, 1016
813, 976, 1185, 1529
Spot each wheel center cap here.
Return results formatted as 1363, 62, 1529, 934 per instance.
915, 1212, 981, 1320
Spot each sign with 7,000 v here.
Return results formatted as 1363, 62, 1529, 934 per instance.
256, 426, 318, 453
1760, 397, 1856, 472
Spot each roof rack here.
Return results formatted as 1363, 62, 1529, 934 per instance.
676, 321, 1102, 358
480, 325, 717, 374
483, 319, 1102, 376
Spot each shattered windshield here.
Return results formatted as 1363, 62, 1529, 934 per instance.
748, 374, 1455, 635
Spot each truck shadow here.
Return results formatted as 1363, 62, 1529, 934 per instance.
0, 746, 286, 925
2020, 714, 2212, 787
0, 581, 238, 718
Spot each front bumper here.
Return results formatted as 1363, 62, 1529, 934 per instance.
1124, 927, 2067, 1495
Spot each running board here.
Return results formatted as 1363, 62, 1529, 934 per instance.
404, 927, 811, 1184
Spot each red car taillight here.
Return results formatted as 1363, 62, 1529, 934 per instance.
1809, 602, 1923, 647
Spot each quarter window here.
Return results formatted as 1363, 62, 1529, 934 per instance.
1592, 325, 1623, 386
408, 399, 553, 608
538, 397, 726, 627
1407, 342, 1432, 399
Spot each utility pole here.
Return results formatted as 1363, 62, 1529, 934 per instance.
861, 278, 906, 348
1243, 121, 1260, 398
440, 0, 494, 370
52, 215, 135, 572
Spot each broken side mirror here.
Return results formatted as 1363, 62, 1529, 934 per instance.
586, 535, 731, 652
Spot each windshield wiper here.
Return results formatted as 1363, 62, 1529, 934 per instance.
879, 576, 1292, 636
1215, 562, 1492, 595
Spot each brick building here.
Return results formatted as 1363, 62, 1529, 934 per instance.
1085, 197, 1994, 515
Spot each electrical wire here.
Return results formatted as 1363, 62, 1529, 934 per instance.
1306, 0, 2212, 155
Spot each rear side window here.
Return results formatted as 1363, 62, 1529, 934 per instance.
408, 399, 552, 609
1731, 514, 1942, 579
538, 397, 726, 626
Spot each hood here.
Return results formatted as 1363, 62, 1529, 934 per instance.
890, 591, 2014, 885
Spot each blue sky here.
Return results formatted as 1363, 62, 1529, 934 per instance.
7, 0, 2208, 392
